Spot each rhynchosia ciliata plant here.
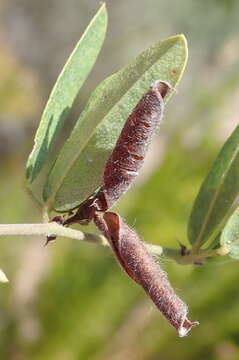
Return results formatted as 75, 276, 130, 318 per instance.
0, 3, 238, 337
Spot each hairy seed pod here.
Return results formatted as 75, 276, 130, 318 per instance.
94, 211, 199, 337
65, 80, 171, 225
101, 80, 171, 209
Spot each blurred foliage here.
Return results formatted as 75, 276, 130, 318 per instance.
0, 0, 239, 359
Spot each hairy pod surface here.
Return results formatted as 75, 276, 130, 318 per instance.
94, 211, 199, 337
65, 80, 171, 225
101, 80, 171, 209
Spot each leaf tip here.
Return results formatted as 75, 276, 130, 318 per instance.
176, 33, 188, 60
178, 33, 187, 43
99, 2, 108, 18
180, 33, 188, 56
99, 2, 106, 10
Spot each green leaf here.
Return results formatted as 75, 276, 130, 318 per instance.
188, 125, 239, 249
43, 34, 188, 212
220, 207, 239, 259
26, 3, 108, 183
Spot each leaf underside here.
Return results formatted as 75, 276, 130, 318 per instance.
26, 3, 108, 183
188, 125, 239, 248
43, 34, 188, 212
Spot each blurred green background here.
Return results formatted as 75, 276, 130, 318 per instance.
0, 0, 239, 359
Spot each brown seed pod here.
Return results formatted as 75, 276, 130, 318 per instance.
101, 80, 171, 209
94, 211, 199, 337
65, 80, 172, 225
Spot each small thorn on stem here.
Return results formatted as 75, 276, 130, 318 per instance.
44, 235, 56, 246
44, 215, 65, 246
178, 242, 190, 256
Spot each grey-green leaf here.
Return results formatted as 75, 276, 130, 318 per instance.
26, 3, 108, 183
43, 34, 188, 212
188, 125, 239, 248
220, 207, 239, 259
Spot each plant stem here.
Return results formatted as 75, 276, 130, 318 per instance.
0, 223, 225, 264
0, 222, 181, 258
147, 244, 180, 260
0, 223, 107, 245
